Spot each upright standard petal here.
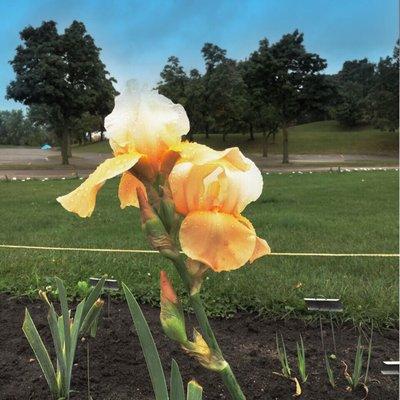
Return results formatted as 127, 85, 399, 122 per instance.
176, 142, 250, 171
105, 81, 189, 162
169, 156, 263, 216
57, 152, 141, 217
179, 211, 257, 272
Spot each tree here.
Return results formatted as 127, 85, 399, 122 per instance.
184, 69, 207, 140
7, 20, 116, 164
334, 58, 376, 128
201, 43, 228, 138
206, 59, 248, 140
270, 31, 327, 163
158, 56, 188, 104
0, 109, 51, 146
365, 45, 399, 131
0, 110, 27, 145
246, 32, 327, 163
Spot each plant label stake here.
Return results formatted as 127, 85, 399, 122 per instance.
304, 298, 343, 312
381, 361, 399, 375
89, 277, 118, 318
304, 298, 343, 356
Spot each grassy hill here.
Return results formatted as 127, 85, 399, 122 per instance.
74, 120, 399, 156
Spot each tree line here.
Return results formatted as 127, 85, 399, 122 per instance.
4, 21, 398, 164
158, 34, 399, 162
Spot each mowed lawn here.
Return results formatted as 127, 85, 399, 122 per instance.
74, 120, 399, 157
0, 171, 398, 327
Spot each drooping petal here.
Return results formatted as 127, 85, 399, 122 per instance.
105, 81, 189, 160
250, 237, 271, 263
235, 215, 270, 263
179, 211, 257, 272
57, 152, 141, 217
118, 171, 146, 208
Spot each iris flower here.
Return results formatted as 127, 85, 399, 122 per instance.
57, 81, 189, 217
57, 82, 269, 272
169, 143, 270, 271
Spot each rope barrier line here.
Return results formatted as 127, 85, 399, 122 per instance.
0, 244, 398, 258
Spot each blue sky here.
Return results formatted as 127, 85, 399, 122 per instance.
0, 0, 397, 110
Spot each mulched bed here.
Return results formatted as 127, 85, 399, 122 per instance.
0, 293, 398, 400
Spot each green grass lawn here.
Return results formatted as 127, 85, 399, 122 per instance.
74, 120, 399, 157
0, 171, 398, 327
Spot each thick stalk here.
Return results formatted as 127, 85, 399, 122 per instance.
171, 254, 245, 400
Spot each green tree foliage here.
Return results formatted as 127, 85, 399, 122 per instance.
335, 49, 399, 131
0, 110, 51, 146
244, 31, 328, 163
158, 56, 188, 104
7, 20, 116, 164
365, 46, 399, 131
335, 58, 375, 128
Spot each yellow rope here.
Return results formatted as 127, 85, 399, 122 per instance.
0, 244, 398, 257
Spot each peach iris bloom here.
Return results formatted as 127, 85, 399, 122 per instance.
169, 143, 270, 272
57, 81, 189, 217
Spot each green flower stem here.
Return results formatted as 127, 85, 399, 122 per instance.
171, 253, 246, 400
220, 364, 246, 400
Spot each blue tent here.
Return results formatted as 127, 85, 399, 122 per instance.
41, 144, 52, 150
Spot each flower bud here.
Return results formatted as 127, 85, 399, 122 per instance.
137, 187, 179, 260
158, 185, 182, 237
39, 290, 51, 306
183, 329, 227, 372
160, 271, 187, 344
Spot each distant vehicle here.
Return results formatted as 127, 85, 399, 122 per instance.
41, 144, 52, 150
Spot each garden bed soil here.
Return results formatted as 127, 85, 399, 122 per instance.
0, 293, 398, 400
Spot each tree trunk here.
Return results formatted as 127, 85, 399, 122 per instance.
205, 126, 209, 139
61, 128, 69, 165
222, 132, 227, 142
272, 131, 276, 144
100, 117, 105, 141
249, 123, 254, 141
282, 124, 289, 164
67, 134, 72, 158
262, 134, 269, 158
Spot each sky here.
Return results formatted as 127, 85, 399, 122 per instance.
0, 0, 397, 110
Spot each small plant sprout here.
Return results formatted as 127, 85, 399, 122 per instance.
22, 277, 105, 400
276, 333, 291, 378
296, 335, 307, 383
324, 352, 336, 388
364, 324, 373, 384
342, 335, 371, 393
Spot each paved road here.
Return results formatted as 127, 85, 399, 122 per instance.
0, 147, 398, 179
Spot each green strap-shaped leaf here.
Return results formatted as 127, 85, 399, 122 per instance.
22, 308, 58, 397
122, 283, 169, 400
55, 278, 71, 367
170, 359, 185, 400
69, 301, 85, 373
47, 304, 68, 393
186, 381, 203, 400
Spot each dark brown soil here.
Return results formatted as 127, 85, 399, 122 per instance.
0, 293, 398, 400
